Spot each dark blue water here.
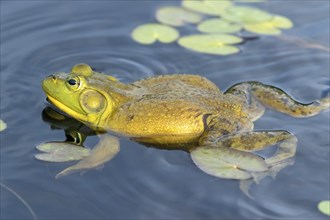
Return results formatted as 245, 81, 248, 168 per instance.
1, 1, 329, 219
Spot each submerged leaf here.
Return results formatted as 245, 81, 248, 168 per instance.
0, 119, 7, 132
244, 15, 293, 35
197, 19, 242, 34
35, 142, 90, 162
191, 147, 268, 179
318, 200, 330, 216
156, 6, 202, 27
221, 6, 273, 24
178, 34, 242, 55
131, 23, 179, 44
182, 0, 232, 15
35, 153, 80, 163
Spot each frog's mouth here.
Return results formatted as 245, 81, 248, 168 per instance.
46, 95, 87, 123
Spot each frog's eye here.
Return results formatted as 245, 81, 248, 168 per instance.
66, 77, 81, 90
68, 79, 77, 85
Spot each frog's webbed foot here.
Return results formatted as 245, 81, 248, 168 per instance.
264, 133, 297, 167
241, 140, 296, 198
56, 134, 120, 178
239, 159, 295, 198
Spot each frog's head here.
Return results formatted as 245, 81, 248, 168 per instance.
42, 63, 118, 129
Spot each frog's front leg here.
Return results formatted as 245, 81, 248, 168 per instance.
225, 81, 329, 118
191, 130, 297, 180
56, 133, 120, 178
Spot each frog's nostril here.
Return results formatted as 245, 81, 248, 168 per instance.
48, 75, 56, 81
44, 75, 56, 84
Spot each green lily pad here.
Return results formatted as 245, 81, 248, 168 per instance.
197, 19, 242, 34
182, 0, 232, 15
271, 15, 293, 29
0, 119, 7, 132
244, 23, 281, 35
131, 23, 179, 45
221, 6, 273, 24
178, 34, 242, 55
191, 147, 268, 179
35, 142, 91, 162
244, 15, 293, 35
156, 6, 203, 27
318, 200, 330, 216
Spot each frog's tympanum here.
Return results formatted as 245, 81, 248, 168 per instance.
41, 63, 329, 187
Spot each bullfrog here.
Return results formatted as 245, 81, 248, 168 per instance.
41, 63, 330, 180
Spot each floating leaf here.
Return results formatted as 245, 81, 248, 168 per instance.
197, 19, 242, 34
191, 147, 268, 179
0, 119, 7, 132
35, 142, 90, 162
244, 22, 281, 35
131, 23, 179, 45
221, 6, 273, 24
178, 34, 243, 55
244, 15, 293, 35
271, 15, 293, 29
182, 0, 232, 15
318, 200, 330, 216
156, 6, 202, 27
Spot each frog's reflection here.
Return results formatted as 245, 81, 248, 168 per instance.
39, 106, 294, 197
41, 107, 120, 178
42, 106, 97, 145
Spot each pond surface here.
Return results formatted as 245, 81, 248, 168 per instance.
1, 1, 329, 219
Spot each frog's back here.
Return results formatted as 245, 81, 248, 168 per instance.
131, 74, 222, 103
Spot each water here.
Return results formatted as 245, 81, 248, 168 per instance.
1, 0, 329, 219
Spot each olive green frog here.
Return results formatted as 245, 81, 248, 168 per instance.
42, 63, 330, 180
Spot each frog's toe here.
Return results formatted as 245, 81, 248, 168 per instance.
239, 179, 255, 199
320, 96, 330, 110
191, 147, 268, 180
267, 158, 295, 179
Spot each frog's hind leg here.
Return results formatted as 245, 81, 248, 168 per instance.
214, 130, 298, 168
225, 81, 329, 118
192, 130, 297, 180
225, 82, 266, 121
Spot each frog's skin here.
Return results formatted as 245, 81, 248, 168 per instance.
42, 63, 330, 180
